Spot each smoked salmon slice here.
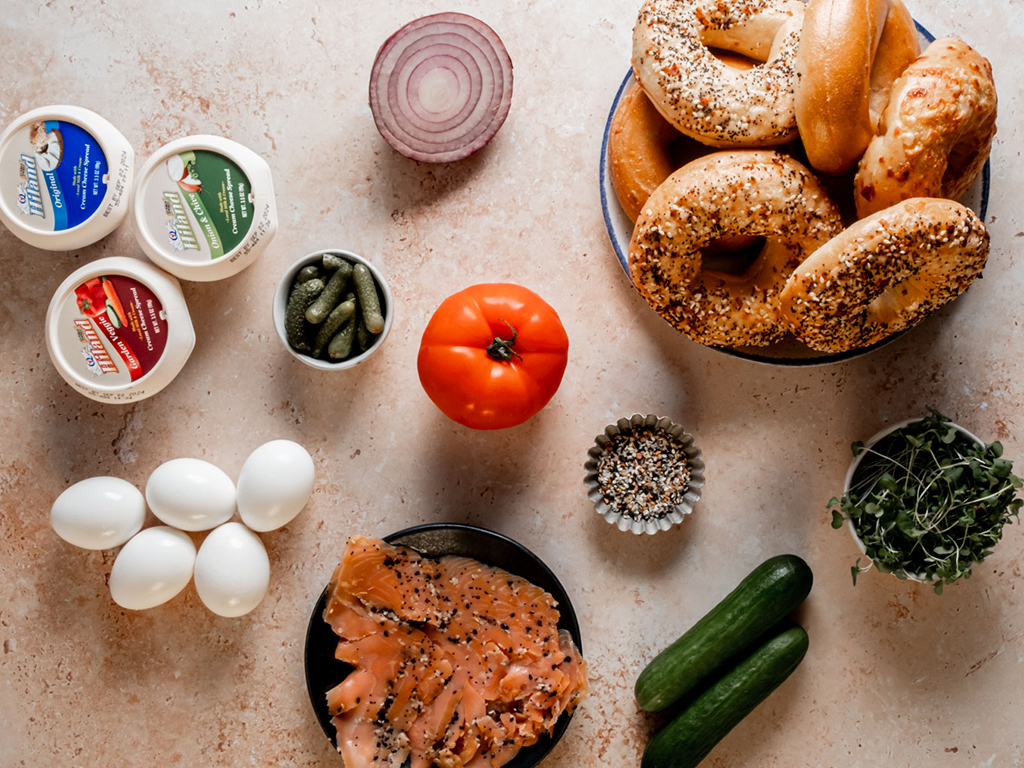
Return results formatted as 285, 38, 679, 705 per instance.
324, 536, 588, 768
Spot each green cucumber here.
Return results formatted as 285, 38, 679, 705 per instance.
641, 625, 808, 768
105, 299, 122, 328
306, 261, 353, 324
352, 263, 385, 334
284, 278, 324, 351
635, 554, 812, 712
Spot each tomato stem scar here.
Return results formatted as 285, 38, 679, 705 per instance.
486, 320, 523, 362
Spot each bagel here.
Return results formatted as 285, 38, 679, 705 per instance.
632, 0, 806, 148
780, 198, 989, 353
854, 38, 997, 219
795, 0, 920, 174
867, 0, 920, 131
629, 150, 844, 347
609, 84, 683, 222
610, 53, 758, 221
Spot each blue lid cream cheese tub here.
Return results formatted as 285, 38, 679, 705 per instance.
132, 135, 278, 282
0, 106, 133, 250
45, 257, 196, 403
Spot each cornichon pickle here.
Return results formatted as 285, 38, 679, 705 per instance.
355, 316, 371, 352
295, 265, 320, 284
328, 318, 358, 359
323, 253, 348, 271
353, 264, 385, 334
284, 278, 324, 350
312, 299, 356, 358
306, 261, 353, 324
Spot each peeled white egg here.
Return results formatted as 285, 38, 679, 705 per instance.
194, 522, 270, 617
50, 476, 145, 550
146, 458, 236, 531
109, 526, 196, 610
236, 440, 314, 532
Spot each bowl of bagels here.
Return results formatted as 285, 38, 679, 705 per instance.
602, 0, 997, 364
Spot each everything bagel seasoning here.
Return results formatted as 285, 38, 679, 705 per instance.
595, 426, 692, 522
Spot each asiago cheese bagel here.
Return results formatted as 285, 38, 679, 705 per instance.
628, 150, 844, 347
780, 198, 989, 353
632, 0, 806, 148
610, 52, 758, 222
854, 38, 997, 219
795, 0, 920, 174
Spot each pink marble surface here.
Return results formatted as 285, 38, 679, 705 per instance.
1, 1, 1023, 766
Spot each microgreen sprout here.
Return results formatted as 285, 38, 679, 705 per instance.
828, 410, 1023, 594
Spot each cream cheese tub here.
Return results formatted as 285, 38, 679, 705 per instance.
132, 136, 277, 282
45, 257, 195, 403
0, 105, 133, 250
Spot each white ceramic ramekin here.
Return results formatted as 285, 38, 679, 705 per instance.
842, 417, 984, 583
273, 249, 394, 370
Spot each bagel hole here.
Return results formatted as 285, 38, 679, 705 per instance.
662, 49, 761, 166
708, 47, 760, 70
868, 279, 925, 325
667, 136, 713, 169
701, 236, 766, 275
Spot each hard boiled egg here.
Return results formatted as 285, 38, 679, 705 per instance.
109, 526, 196, 610
146, 458, 236, 531
50, 476, 145, 550
236, 440, 314, 532
194, 522, 270, 617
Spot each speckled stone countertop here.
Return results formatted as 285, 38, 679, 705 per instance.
2, 1, 1022, 766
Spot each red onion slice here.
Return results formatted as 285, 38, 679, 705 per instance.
369, 13, 513, 163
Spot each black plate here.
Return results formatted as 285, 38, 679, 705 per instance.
304, 524, 584, 767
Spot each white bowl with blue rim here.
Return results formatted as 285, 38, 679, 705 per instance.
599, 22, 990, 367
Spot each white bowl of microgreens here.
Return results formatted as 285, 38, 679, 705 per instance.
273, 249, 393, 371
584, 414, 705, 535
829, 410, 1023, 594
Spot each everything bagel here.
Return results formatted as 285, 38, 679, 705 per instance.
854, 38, 997, 218
632, 0, 805, 147
795, 0, 920, 174
628, 150, 843, 347
780, 198, 989, 353
610, 51, 757, 221
608, 84, 683, 222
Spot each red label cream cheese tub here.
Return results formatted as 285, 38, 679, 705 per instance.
0, 105, 133, 250
131, 135, 278, 282
45, 257, 195, 403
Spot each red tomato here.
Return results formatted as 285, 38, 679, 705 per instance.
417, 284, 569, 430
